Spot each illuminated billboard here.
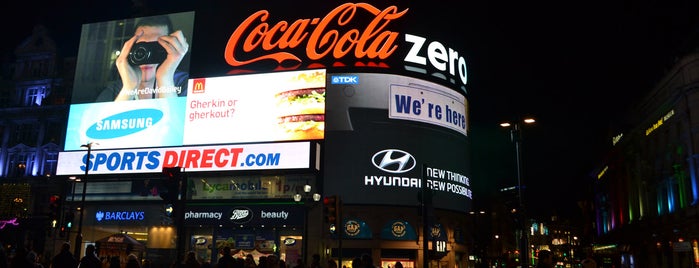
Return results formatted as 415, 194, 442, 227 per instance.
66, 11, 195, 151
183, 70, 326, 145
190, 2, 469, 94
66, 11, 328, 152
56, 142, 312, 175
324, 73, 471, 212
60, 2, 473, 212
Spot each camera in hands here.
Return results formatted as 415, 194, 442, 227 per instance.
128, 41, 167, 66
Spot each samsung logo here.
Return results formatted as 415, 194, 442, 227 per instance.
86, 109, 163, 139
372, 149, 416, 173
331, 75, 359, 84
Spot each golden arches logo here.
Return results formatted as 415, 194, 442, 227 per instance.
193, 79, 206, 94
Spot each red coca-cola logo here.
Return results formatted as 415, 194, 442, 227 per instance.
225, 3, 407, 66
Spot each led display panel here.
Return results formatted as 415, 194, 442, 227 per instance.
59, 2, 473, 212
66, 11, 196, 151
324, 73, 471, 212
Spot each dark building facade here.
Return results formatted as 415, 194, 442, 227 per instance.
0, 24, 73, 260
592, 51, 699, 268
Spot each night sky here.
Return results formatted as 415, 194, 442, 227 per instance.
4, 0, 699, 220
466, 0, 699, 219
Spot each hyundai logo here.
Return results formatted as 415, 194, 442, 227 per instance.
371, 149, 416, 173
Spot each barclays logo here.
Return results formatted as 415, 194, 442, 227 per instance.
371, 149, 416, 174
86, 109, 163, 139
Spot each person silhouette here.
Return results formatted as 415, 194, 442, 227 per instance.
51, 243, 78, 268
216, 247, 235, 268
78, 245, 101, 268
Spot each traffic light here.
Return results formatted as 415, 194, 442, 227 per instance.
323, 195, 340, 226
160, 167, 182, 204
60, 212, 74, 237
65, 212, 74, 229
48, 195, 61, 222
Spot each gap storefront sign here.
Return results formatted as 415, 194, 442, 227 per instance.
183, 204, 305, 227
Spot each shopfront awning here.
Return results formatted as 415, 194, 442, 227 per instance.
341, 218, 372, 239
380, 219, 417, 240
95, 233, 145, 252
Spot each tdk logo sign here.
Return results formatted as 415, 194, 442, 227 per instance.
331, 75, 359, 85
372, 149, 416, 173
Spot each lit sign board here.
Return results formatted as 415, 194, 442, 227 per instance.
597, 165, 608, 180
95, 210, 145, 222
56, 141, 311, 175
184, 70, 326, 145
389, 82, 467, 136
217, 3, 467, 92
183, 204, 305, 226
192, 2, 469, 93
323, 72, 471, 212
645, 109, 675, 136
612, 133, 623, 146
64, 69, 326, 151
0, 218, 19, 229
189, 175, 315, 200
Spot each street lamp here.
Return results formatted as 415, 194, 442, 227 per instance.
74, 141, 98, 259
500, 118, 534, 267
293, 183, 321, 266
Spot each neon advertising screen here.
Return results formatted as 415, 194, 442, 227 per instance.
59, 2, 473, 212
59, 11, 326, 176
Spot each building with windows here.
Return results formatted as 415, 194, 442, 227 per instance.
592, 50, 699, 267
0, 24, 73, 254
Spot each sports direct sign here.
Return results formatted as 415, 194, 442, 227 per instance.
56, 142, 311, 175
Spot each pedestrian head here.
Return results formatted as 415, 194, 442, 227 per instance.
86, 244, 96, 255
61, 242, 71, 252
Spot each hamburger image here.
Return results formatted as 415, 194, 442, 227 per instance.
275, 70, 326, 140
